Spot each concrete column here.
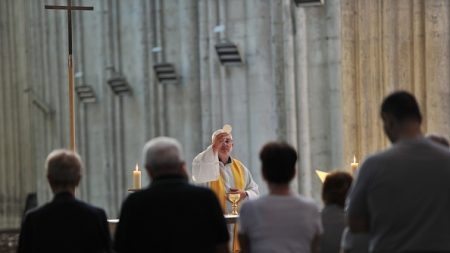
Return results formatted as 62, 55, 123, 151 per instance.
0, 0, 8, 228
295, 7, 313, 197
425, 0, 450, 136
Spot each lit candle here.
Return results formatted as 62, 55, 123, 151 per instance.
350, 155, 359, 174
133, 164, 141, 189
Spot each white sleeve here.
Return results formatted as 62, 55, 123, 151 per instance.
191, 145, 220, 183
241, 163, 259, 199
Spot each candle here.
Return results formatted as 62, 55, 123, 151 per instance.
133, 164, 141, 189
350, 155, 359, 174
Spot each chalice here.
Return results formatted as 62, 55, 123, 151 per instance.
227, 192, 242, 215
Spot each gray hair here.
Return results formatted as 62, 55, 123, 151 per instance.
211, 129, 233, 143
142, 137, 184, 172
46, 149, 82, 187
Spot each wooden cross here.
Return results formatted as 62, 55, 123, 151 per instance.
45, 0, 94, 151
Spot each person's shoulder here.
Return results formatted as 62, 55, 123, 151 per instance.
119, 188, 151, 208
240, 197, 259, 215
248, 195, 315, 208
364, 150, 389, 163
241, 197, 258, 208
22, 203, 48, 221
424, 138, 450, 156
294, 195, 320, 209
241, 196, 272, 213
356, 151, 389, 176
321, 204, 345, 217
183, 185, 223, 209
185, 183, 217, 197
296, 194, 317, 204
126, 188, 148, 199
74, 199, 107, 216
86, 203, 107, 216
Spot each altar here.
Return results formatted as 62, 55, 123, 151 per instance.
108, 214, 239, 236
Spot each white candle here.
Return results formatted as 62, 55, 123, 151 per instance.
350, 155, 359, 174
133, 164, 141, 189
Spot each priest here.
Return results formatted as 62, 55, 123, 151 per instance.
192, 125, 259, 211
192, 125, 259, 252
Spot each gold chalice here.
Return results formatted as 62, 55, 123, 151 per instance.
227, 192, 241, 215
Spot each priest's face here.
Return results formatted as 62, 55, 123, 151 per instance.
217, 133, 233, 158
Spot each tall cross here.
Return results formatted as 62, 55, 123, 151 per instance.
45, 0, 94, 151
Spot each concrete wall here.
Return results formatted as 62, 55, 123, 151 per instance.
1, 0, 342, 228
341, 0, 450, 162
0, 0, 35, 229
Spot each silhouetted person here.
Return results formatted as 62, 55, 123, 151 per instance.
347, 91, 450, 252
114, 137, 230, 253
18, 149, 111, 253
239, 142, 322, 253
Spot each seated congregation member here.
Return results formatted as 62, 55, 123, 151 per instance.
239, 142, 322, 253
114, 137, 229, 253
319, 171, 352, 253
18, 149, 111, 253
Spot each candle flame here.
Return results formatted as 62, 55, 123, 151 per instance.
135, 164, 139, 171
353, 155, 356, 163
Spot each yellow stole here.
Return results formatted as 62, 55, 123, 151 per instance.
209, 159, 245, 211
209, 158, 245, 253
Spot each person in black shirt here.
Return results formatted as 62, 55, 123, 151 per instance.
18, 149, 111, 253
114, 136, 230, 253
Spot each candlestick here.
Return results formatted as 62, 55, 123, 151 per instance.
351, 155, 359, 174
133, 164, 141, 189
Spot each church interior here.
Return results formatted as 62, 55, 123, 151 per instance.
1, 0, 450, 251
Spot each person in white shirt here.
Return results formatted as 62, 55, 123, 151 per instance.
239, 141, 322, 253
